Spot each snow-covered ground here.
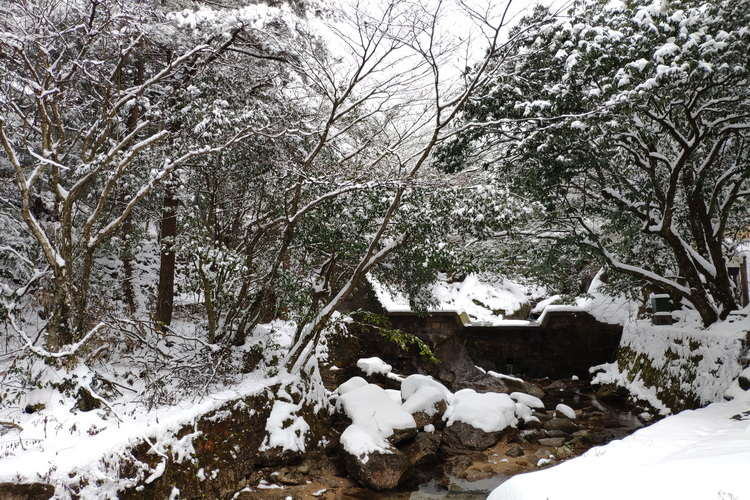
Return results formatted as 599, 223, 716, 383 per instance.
0, 372, 284, 497
593, 308, 750, 414
369, 273, 544, 325
489, 391, 750, 500
490, 304, 750, 500
0, 319, 319, 498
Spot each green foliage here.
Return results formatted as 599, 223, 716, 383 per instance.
353, 311, 438, 364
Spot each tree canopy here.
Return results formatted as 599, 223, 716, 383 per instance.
440, 0, 750, 325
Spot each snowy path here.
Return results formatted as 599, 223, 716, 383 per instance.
489, 395, 750, 500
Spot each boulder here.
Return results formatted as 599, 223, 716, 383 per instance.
464, 374, 546, 400
543, 417, 579, 433
401, 375, 451, 429
343, 447, 411, 490
543, 429, 567, 438
390, 426, 418, 445
402, 432, 442, 466
505, 444, 525, 458
538, 437, 566, 447
519, 429, 545, 443
442, 421, 502, 451
337, 383, 417, 445
594, 384, 630, 405
411, 399, 448, 429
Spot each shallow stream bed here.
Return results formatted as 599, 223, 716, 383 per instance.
237, 377, 652, 500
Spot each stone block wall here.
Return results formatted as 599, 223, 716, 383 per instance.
386, 311, 622, 380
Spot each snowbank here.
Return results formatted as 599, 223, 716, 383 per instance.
0, 372, 290, 498
575, 270, 635, 325
532, 270, 635, 326
592, 309, 749, 413
489, 393, 750, 500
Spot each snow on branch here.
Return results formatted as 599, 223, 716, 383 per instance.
8, 315, 107, 360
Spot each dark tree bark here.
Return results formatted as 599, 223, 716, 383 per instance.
155, 179, 178, 332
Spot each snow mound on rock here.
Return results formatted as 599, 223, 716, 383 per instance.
510, 392, 545, 409
385, 389, 402, 404
356, 357, 392, 376
340, 423, 391, 462
338, 384, 416, 439
514, 402, 538, 423
444, 389, 517, 433
555, 403, 576, 419
401, 374, 452, 402
402, 385, 446, 416
336, 376, 368, 395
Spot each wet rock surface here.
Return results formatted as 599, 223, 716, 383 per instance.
442, 421, 503, 452
344, 446, 411, 490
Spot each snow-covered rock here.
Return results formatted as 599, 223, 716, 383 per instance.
401, 385, 448, 429
337, 383, 416, 444
341, 425, 410, 490
510, 392, 545, 409
336, 376, 368, 395
401, 374, 452, 402
357, 357, 392, 377
340, 423, 390, 460
385, 389, 402, 404
442, 389, 518, 450
555, 403, 576, 420
445, 389, 517, 433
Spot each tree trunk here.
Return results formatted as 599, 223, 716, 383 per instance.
121, 219, 137, 314
686, 288, 719, 327
155, 179, 178, 332
121, 52, 144, 316
47, 274, 73, 351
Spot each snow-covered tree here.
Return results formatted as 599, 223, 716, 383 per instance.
441, 0, 750, 325
0, 0, 249, 355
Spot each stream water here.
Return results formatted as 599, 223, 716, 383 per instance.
409, 476, 509, 499
368, 475, 509, 499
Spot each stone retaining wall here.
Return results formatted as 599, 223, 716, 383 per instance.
387, 310, 622, 379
